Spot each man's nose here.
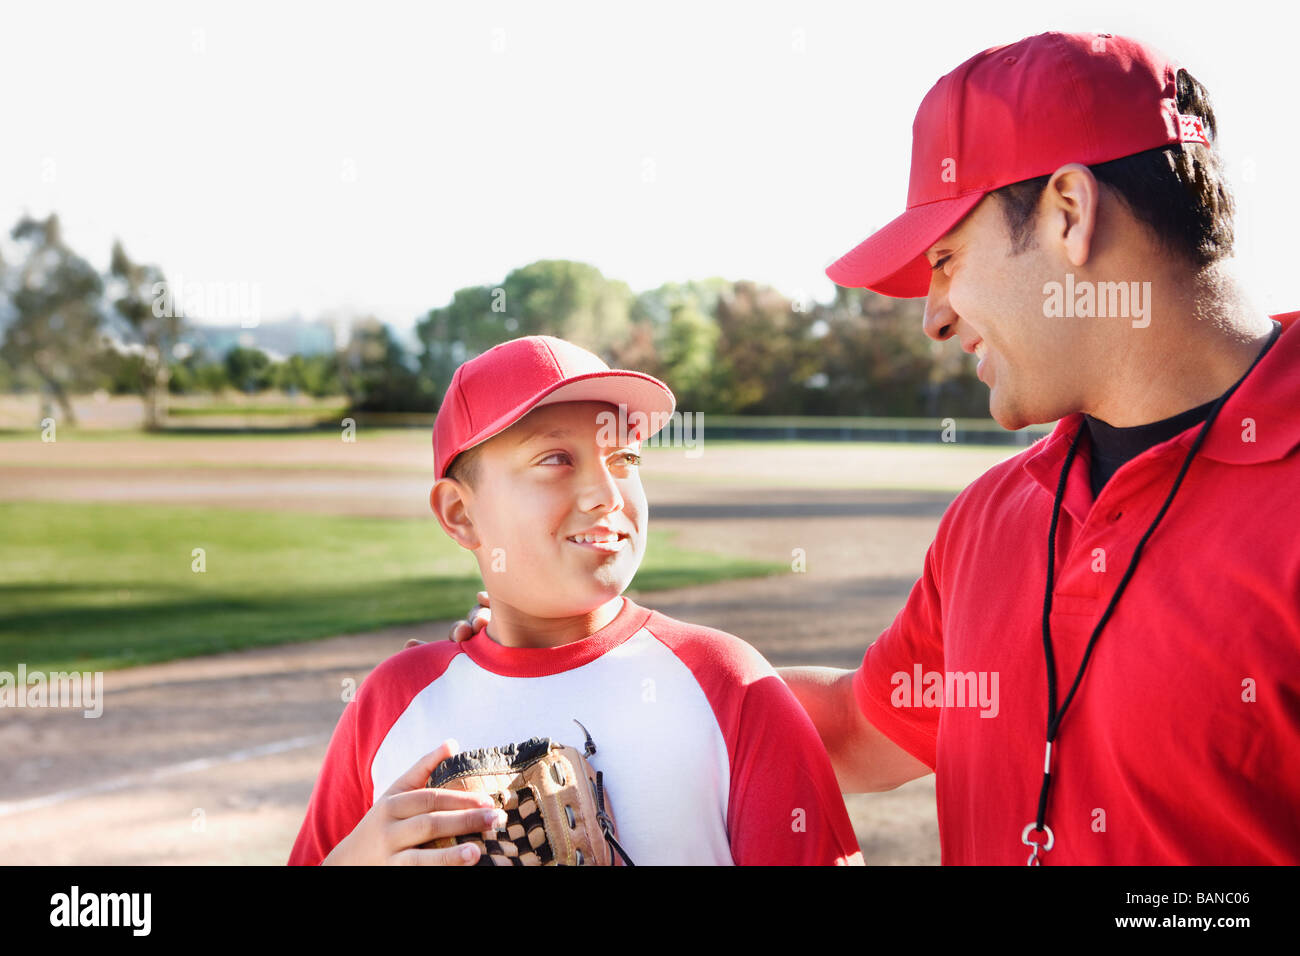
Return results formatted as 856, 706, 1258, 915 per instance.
922, 280, 958, 342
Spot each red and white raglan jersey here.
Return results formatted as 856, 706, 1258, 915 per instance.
288, 598, 863, 866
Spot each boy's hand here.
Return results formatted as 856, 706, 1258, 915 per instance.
321, 739, 506, 865
404, 592, 491, 649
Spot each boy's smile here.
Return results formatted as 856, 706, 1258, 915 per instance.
565, 527, 631, 552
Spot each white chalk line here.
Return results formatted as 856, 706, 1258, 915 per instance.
0, 732, 331, 818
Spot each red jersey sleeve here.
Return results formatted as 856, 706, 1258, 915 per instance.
646, 611, 863, 865
287, 697, 370, 866
287, 641, 463, 866
727, 672, 864, 865
851, 498, 952, 771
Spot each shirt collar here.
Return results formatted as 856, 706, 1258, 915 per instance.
1188, 311, 1299, 465
461, 597, 653, 678
1023, 311, 1300, 511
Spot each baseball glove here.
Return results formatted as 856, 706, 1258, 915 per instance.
425, 720, 633, 866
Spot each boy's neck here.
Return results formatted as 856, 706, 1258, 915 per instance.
482, 595, 625, 649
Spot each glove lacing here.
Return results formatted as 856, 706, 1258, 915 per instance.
575, 719, 635, 867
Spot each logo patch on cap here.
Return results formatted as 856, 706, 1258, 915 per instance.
1177, 113, 1209, 146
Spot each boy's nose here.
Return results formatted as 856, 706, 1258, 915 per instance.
579, 465, 625, 515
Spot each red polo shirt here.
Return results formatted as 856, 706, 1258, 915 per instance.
854, 311, 1300, 864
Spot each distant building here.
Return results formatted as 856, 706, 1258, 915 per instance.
180, 315, 338, 360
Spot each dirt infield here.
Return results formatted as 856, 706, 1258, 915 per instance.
0, 432, 1004, 865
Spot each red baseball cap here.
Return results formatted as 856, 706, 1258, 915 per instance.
432, 335, 677, 479
826, 31, 1212, 298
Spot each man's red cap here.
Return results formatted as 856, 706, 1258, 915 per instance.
826, 31, 1210, 298
432, 335, 677, 479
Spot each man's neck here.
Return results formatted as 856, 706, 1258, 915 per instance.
1081, 269, 1276, 427
482, 595, 624, 649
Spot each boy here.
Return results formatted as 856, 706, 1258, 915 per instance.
288, 335, 863, 865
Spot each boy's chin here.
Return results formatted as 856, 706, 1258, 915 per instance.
530, 576, 633, 619
566, 582, 632, 616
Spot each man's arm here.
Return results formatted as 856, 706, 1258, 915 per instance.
779, 665, 931, 793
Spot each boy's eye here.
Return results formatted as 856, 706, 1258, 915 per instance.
535, 450, 640, 468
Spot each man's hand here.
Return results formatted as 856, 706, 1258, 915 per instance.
404, 592, 491, 649
321, 739, 507, 865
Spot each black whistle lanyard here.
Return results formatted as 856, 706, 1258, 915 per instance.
1023, 321, 1281, 865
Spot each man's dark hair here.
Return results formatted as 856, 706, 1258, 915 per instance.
994, 68, 1235, 266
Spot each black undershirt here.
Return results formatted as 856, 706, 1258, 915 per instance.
1083, 320, 1282, 497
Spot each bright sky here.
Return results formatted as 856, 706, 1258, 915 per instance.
2, 0, 1293, 330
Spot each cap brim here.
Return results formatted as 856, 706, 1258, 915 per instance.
535, 369, 681, 421
533, 371, 677, 439
442, 370, 677, 476
825, 192, 986, 298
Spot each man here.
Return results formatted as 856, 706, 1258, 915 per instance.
779, 30, 1298, 864
439, 30, 1299, 864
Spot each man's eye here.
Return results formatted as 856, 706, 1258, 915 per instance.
538, 452, 572, 466
619, 452, 642, 467
931, 255, 951, 272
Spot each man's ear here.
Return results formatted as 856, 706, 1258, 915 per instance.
430, 478, 481, 551
1043, 163, 1100, 268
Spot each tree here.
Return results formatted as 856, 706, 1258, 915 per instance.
415, 285, 505, 403
502, 260, 633, 351
0, 214, 105, 425
106, 240, 182, 429
224, 345, 274, 393
802, 287, 986, 417
619, 279, 732, 409
272, 353, 341, 397
710, 281, 821, 414
343, 317, 437, 412
415, 260, 634, 405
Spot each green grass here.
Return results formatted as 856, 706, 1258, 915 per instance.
0, 502, 781, 673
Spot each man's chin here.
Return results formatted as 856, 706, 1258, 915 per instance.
988, 390, 1043, 432
990, 413, 1030, 431
987, 391, 1015, 431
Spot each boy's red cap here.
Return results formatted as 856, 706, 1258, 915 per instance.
826, 31, 1210, 298
433, 335, 677, 479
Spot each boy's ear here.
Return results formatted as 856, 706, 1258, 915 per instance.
430, 478, 481, 551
